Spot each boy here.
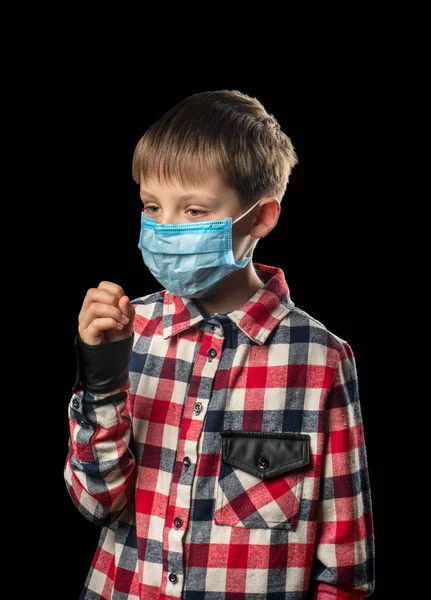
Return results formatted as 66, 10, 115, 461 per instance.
64, 90, 375, 599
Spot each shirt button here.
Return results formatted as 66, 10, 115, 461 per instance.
207, 348, 217, 359
173, 516, 183, 528
72, 398, 80, 408
169, 573, 178, 583
194, 402, 203, 414
258, 456, 269, 470
183, 457, 191, 467
78, 420, 89, 428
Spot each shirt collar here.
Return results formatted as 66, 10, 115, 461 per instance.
162, 263, 295, 345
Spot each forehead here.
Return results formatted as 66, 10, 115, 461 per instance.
139, 174, 240, 205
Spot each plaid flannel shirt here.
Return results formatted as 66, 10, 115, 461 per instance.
64, 263, 375, 599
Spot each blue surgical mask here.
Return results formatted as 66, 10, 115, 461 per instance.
137, 198, 263, 299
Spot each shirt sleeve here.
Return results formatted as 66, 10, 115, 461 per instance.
64, 335, 136, 526
310, 341, 376, 599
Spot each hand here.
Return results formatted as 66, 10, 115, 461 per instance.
78, 281, 136, 345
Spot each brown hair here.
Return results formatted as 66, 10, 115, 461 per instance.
132, 90, 298, 208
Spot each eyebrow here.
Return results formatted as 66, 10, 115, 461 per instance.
140, 191, 220, 204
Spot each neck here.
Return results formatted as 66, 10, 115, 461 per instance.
195, 261, 264, 317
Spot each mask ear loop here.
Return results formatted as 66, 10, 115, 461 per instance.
243, 236, 259, 259
234, 197, 280, 258
232, 197, 263, 225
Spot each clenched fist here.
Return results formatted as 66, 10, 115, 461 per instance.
78, 281, 136, 345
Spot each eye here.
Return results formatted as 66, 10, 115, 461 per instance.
187, 209, 206, 217
142, 205, 160, 214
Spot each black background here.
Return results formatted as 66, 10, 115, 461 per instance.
32, 69, 384, 598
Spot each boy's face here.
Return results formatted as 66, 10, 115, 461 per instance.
139, 174, 245, 225
138, 173, 280, 305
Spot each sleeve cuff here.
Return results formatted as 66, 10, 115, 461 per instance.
72, 333, 134, 394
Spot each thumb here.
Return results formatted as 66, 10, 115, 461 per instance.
119, 295, 135, 335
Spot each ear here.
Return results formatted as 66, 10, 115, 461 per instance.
251, 198, 280, 239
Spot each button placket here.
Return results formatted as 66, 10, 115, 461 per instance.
164, 334, 220, 595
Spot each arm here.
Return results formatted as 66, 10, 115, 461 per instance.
63, 334, 136, 527
310, 341, 375, 599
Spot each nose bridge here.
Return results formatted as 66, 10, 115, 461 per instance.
159, 209, 182, 225
160, 216, 180, 225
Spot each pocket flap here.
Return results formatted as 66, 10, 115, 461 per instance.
220, 431, 310, 480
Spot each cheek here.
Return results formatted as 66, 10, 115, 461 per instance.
232, 219, 252, 237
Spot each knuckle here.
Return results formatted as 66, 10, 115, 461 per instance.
88, 318, 99, 330
112, 282, 124, 295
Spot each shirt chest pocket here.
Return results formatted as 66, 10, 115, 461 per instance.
214, 431, 311, 531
